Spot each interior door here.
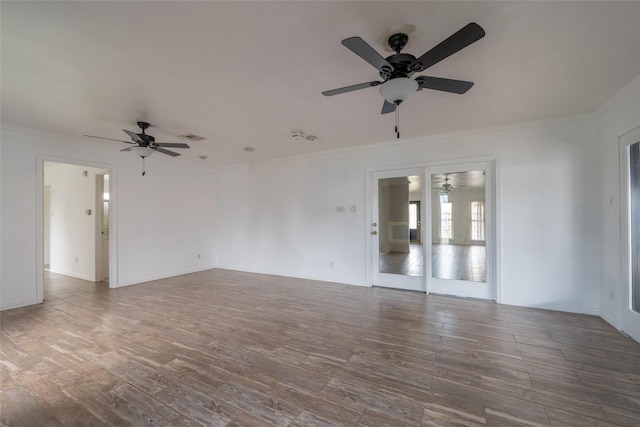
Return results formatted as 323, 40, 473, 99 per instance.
620, 127, 640, 343
372, 168, 425, 291
428, 162, 495, 300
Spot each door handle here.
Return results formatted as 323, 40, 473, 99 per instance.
371, 231, 378, 235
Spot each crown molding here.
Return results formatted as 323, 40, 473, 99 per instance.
214, 111, 598, 172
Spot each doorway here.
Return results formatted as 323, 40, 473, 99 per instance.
40, 161, 116, 301
428, 163, 495, 300
409, 201, 421, 243
371, 168, 426, 291
96, 173, 110, 282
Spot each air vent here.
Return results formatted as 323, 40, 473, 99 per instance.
179, 133, 205, 142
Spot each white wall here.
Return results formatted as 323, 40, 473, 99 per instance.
215, 117, 602, 314
3, 77, 637, 325
597, 73, 640, 333
0, 126, 216, 310
44, 163, 107, 281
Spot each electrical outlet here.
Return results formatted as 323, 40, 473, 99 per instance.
329, 261, 334, 268
75, 256, 78, 263
197, 254, 201, 259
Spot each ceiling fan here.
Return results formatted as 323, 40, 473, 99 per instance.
322, 23, 485, 138
85, 121, 190, 175
432, 174, 465, 193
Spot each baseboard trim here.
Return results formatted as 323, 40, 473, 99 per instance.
116, 266, 216, 288
1, 297, 43, 311
499, 298, 599, 315
213, 264, 368, 288
47, 269, 95, 282
600, 312, 620, 330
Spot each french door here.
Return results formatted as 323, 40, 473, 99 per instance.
371, 168, 426, 292
427, 162, 495, 300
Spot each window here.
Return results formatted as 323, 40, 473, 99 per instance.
471, 201, 485, 241
440, 202, 453, 240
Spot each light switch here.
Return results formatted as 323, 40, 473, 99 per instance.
336, 206, 345, 213
348, 205, 357, 213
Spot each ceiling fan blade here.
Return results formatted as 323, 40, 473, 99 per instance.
415, 76, 474, 94
381, 100, 396, 114
342, 37, 393, 73
120, 147, 133, 152
409, 23, 485, 72
322, 80, 382, 96
154, 147, 180, 157
123, 129, 144, 143
84, 134, 134, 144
154, 142, 190, 149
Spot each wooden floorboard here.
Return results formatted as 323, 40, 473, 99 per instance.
1, 269, 640, 426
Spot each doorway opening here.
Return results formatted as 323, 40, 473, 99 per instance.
42, 161, 114, 301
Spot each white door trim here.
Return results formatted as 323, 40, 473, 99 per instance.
37, 156, 119, 304
619, 125, 640, 343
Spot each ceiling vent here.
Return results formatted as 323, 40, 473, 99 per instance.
290, 131, 318, 142
179, 133, 205, 142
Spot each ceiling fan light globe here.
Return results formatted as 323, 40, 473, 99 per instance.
379, 77, 418, 104
130, 146, 154, 158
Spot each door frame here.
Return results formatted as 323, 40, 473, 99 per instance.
366, 157, 498, 298
36, 156, 119, 304
619, 125, 640, 342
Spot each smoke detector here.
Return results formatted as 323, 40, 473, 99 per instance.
290, 131, 305, 141
243, 146, 256, 152
290, 131, 318, 142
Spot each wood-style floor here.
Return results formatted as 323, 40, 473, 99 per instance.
2, 270, 640, 426
379, 244, 486, 282
379, 244, 425, 276
431, 244, 486, 283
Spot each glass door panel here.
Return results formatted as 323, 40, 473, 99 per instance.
428, 164, 494, 300
372, 169, 425, 291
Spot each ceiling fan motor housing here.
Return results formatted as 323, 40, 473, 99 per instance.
387, 32, 409, 53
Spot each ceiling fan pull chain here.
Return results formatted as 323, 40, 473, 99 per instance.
142, 157, 146, 176
395, 103, 400, 139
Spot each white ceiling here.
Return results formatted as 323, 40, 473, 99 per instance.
2, 1, 639, 166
